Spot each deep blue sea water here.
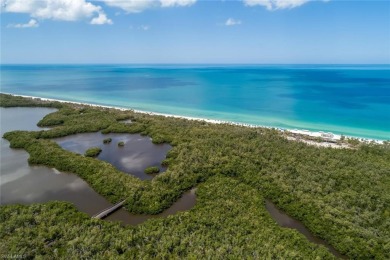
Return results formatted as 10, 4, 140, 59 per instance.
1, 64, 389, 140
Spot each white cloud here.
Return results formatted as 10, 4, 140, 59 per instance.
244, 0, 272, 9
7, 19, 39, 28
139, 25, 150, 30
243, 0, 316, 10
99, 0, 196, 13
129, 24, 151, 31
1, 0, 112, 25
101, 0, 156, 13
160, 0, 196, 7
90, 12, 112, 24
225, 18, 242, 26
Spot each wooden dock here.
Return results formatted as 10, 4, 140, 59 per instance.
92, 200, 126, 219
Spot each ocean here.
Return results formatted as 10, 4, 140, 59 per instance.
1, 64, 389, 140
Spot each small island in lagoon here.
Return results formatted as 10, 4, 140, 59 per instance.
84, 147, 102, 157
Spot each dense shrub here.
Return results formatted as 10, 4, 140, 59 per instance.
103, 138, 112, 144
144, 166, 160, 174
84, 147, 102, 157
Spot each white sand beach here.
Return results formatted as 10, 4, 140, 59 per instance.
1, 93, 384, 148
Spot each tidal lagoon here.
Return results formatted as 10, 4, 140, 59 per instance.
0, 107, 195, 225
53, 132, 171, 180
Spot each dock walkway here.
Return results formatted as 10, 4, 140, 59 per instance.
92, 200, 126, 219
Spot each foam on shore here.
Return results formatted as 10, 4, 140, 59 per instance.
1, 92, 384, 144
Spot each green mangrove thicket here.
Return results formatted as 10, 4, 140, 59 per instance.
144, 166, 160, 174
1, 93, 389, 259
85, 147, 102, 157
103, 138, 112, 144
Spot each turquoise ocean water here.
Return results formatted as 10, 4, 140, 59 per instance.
1, 64, 389, 140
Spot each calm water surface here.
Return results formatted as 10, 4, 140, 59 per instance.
0, 107, 195, 224
0, 107, 107, 213
53, 132, 171, 180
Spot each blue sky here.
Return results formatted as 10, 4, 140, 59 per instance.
1, 0, 389, 64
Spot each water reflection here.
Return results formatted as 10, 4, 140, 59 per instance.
53, 132, 172, 180
1, 107, 57, 185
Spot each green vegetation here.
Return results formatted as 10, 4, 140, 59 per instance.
346, 137, 361, 146
144, 166, 160, 174
84, 147, 102, 157
118, 141, 125, 147
1, 93, 389, 259
151, 135, 167, 144
103, 137, 112, 144
161, 159, 170, 166
0, 94, 63, 108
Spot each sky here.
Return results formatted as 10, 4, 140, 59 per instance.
1, 0, 389, 64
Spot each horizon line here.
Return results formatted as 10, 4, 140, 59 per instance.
1, 63, 390, 66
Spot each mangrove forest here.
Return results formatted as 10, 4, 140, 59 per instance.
0, 93, 389, 259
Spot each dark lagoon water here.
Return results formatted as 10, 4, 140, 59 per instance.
266, 200, 345, 258
1, 64, 389, 140
52, 132, 171, 180
0, 107, 195, 225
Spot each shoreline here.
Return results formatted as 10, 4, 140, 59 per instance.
1, 92, 385, 145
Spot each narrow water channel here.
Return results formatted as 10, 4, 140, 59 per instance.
265, 199, 346, 259
1, 107, 195, 226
